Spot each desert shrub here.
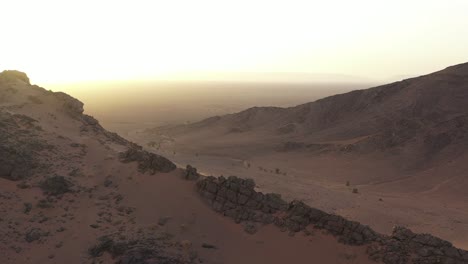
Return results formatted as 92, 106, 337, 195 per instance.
40, 176, 73, 196
37, 199, 54, 208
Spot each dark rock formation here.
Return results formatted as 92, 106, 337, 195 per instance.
184, 165, 200, 180
195, 175, 468, 264
368, 226, 468, 264
119, 147, 176, 174
196, 176, 287, 225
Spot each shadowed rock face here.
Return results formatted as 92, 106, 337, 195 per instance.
119, 147, 177, 174
195, 175, 468, 264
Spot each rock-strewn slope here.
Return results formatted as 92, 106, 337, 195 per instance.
0, 70, 184, 263
195, 175, 468, 264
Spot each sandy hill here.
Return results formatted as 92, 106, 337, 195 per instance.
1, 70, 467, 264
143, 63, 468, 251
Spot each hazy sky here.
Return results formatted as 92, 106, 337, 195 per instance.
1, 0, 467, 84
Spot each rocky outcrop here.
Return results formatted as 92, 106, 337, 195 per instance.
119, 147, 176, 174
52, 92, 84, 117
0, 70, 30, 85
184, 165, 200, 180
196, 176, 287, 228
195, 175, 468, 263
80, 114, 130, 146
367, 226, 468, 264
280, 200, 379, 245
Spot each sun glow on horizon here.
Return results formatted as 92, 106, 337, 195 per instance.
1, 0, 468, 85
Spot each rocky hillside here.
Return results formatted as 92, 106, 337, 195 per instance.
150, 62, 468, 166
1, 70, 467, 264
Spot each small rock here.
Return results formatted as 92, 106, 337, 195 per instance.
243, 222, 258, 235
158, 216, 171, 226
201, 243, 216, 249
23, 203, 32, 214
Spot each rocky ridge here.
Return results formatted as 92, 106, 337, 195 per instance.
194, 174, 468, 264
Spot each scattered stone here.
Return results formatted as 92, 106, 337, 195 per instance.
243, 222, 258, 234
201, 243, 216, 249
37, 199, 54, 209
23, 202, 32, 214
103, 178, 113, 187
25, 228, 48, 243
158, 216, 171, 226
89, 234, 194, 263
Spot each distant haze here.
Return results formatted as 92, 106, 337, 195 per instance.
1, 0, 468, 85
56, 81, 370, 134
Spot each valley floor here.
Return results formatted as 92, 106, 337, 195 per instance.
125, 129, 468, 250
